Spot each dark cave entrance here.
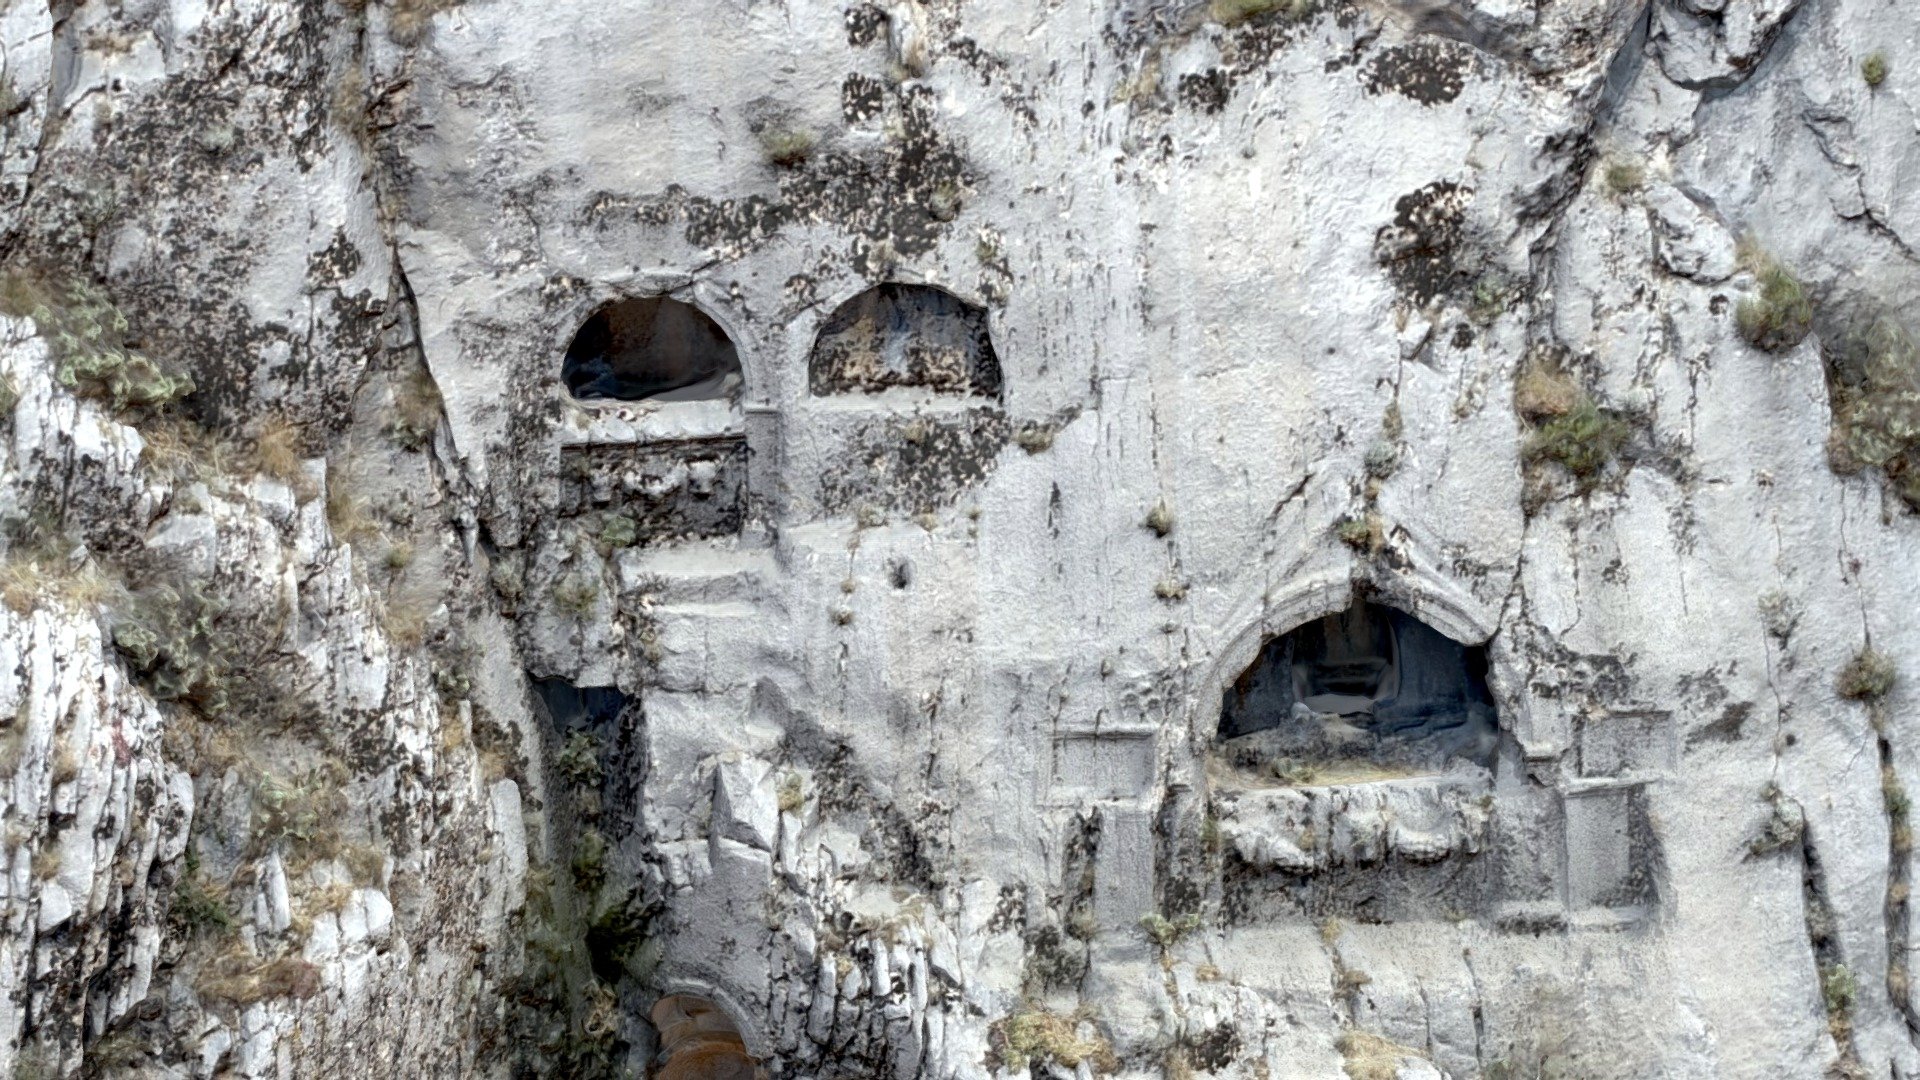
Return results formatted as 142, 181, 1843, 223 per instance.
563, 298, 743, 403
1216, 600, 1498, 779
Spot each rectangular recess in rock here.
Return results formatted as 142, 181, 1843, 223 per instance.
558, 437, 747, 540
1051, 733, 1155, 802
1562, 783, 1655, 912
1576, 709, 1674, 778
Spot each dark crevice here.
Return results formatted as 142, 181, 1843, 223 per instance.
1800, 823, 1865, 1073
1875, 701, 1920, 1047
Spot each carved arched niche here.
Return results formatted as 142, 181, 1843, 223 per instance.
563, 297, 743, 404
809, 284, 1001, 397
650, 995, 762, 1080
1215, 599, 1500, 784
554, 296, 749, 542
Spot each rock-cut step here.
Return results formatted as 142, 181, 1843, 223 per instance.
615, 540, 778, 614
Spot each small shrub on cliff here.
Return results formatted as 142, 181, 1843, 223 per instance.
111, 582, 279, 714
1603, 158, 1644, 198
1838, 647, 1896, 701
571, 828, 609, 889
1863, 51, 1890, 89
1525, 399, 1631, 481
1824, 314, 1920, 508
1140, 911, 1203, 948
758, 126, 816, 168
555, 732, 602, 789
1748, 784, 1805, 857
171, 849, 235, 936
1734, 247, 1815, 352
0, 270, 193, 410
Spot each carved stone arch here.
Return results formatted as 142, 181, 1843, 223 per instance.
807, 281, 1002, 397
646, 980, 769, 1080
1196, 573, 1532, 751
561, 292, 745, 405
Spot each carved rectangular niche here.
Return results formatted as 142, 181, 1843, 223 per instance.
1052, 732, 1155, 803
1575, 709, 1675, 779
558, 438, 746, 541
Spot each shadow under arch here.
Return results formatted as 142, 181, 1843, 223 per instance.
563, 295, 744, 404
1194, 575, 1532, 753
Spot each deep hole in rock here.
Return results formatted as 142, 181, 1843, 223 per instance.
650, 995, 760, 1080
532, 677, 631, 733
563, 298, 743, 403
1217, 600, 1497, 778
809, 283, 1002, 396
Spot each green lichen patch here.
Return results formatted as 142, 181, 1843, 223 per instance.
0, 271, 193, 411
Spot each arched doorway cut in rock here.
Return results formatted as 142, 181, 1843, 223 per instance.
1216, 599, 1498, 779
563, 297, 743, 403
650, 995, 761, 1080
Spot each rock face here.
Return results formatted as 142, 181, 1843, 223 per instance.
1, 0, 1919, 1078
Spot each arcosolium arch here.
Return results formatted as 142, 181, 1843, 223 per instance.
808, 283, 1001, 397
1216, 598, 1500, 777
650, 995, 761, 1080
563, 297, 743, 404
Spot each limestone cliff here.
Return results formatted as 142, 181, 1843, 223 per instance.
1, 0, 1918, 1077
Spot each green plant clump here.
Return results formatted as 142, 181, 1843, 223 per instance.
1735, 256, 1815, 352
1603, 158, 1644, 197
1827, 315, 1920, 508
555, 731, 603, 788
759, 127, 816, 168
110, 583, 275, 715
170, 848, 235, 936
1525, 399, 1631, 480
1838, 647, 1896, 701
1140, 911, 1204, 947
599, 514, 638, 551
1863, 51, 1890, 89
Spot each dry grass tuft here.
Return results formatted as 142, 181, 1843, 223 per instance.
195, 946, 323, 1006
1734, 243, 1814, 352
1209, 0, 1313, 26
252, 419, 311, 492
1337, 1030, 1429, 1080
1513, 362, 1580, 423
996, 1007, 1117, 1074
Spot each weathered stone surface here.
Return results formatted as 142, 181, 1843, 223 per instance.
2, 0, 1919, 1076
